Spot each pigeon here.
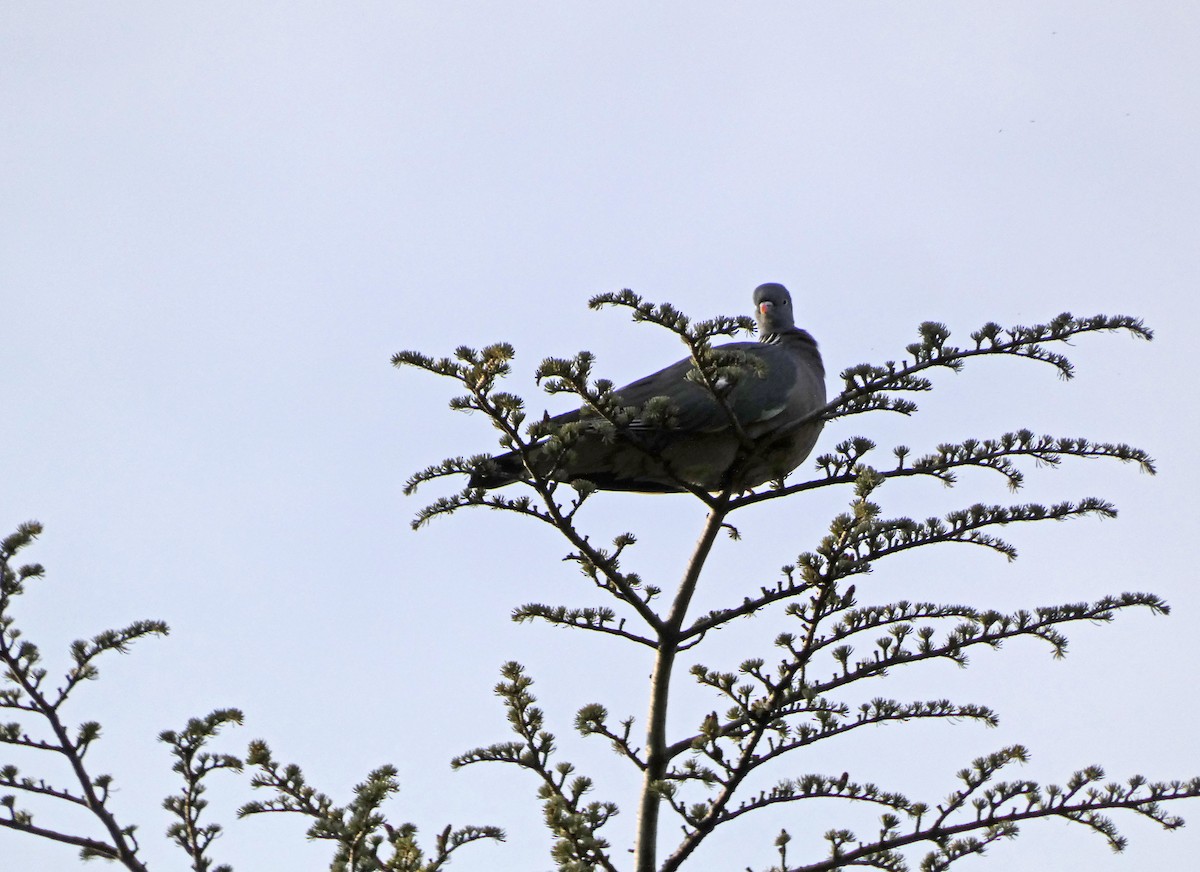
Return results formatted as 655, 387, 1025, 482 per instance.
469, 283, 826, 493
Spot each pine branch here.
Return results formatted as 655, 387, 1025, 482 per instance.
0, 523, 151, 871
734, 430, 1155, 508
160, 709, 244, 872
397, 347, 670, 632
241, 741, 502, 872
408, 485, 552, 530
689, 469, 1124, 642
682, 570, 820, 640
824, 313, 1152, 424
769, 748, 1200, 872
403, 455, 495, 496
651, 583, 1168, 872
658, 686, 994, 869
811, 593, 1166, 688
0, 723, 65, 752
720, 771, 916, 828
452, 662, 618, 872
675, 591, 1166, 767
682, 693, 999, 783
0, 804, 125, 863
512, 603, 657, 647
575, 704, 645, 770
588, 290, 756, 346
0, 764, 94, 806
808, 490, 1117, 579
57, 621, 171, 711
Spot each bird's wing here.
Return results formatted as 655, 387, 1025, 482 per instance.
549, 341, 799, 434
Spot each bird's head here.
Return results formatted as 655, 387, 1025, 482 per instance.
753, 282, 796, 336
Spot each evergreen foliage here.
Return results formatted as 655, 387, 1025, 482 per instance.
1, 293, 1192, 871
0, 523, 499, 870
393, 293, 1192, 871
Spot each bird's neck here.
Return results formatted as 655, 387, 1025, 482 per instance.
759, 326, 811, 345
762, 328, 824, 375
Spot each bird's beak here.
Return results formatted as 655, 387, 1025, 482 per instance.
759, 302, 774, 315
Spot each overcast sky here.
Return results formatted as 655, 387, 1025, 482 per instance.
3, 3, 1199, 870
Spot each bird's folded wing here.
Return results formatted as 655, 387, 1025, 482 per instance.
548, 342, 798, 434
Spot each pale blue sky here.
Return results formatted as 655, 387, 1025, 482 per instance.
3, 4, 1198, 870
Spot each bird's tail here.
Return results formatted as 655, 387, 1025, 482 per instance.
467, 451, 526, 489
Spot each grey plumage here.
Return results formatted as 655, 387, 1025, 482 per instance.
470, 283, 826, 493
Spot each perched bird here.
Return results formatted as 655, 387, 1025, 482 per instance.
470, 283, 826, 493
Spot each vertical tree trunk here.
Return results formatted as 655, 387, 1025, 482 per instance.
633, 500, 729, 872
